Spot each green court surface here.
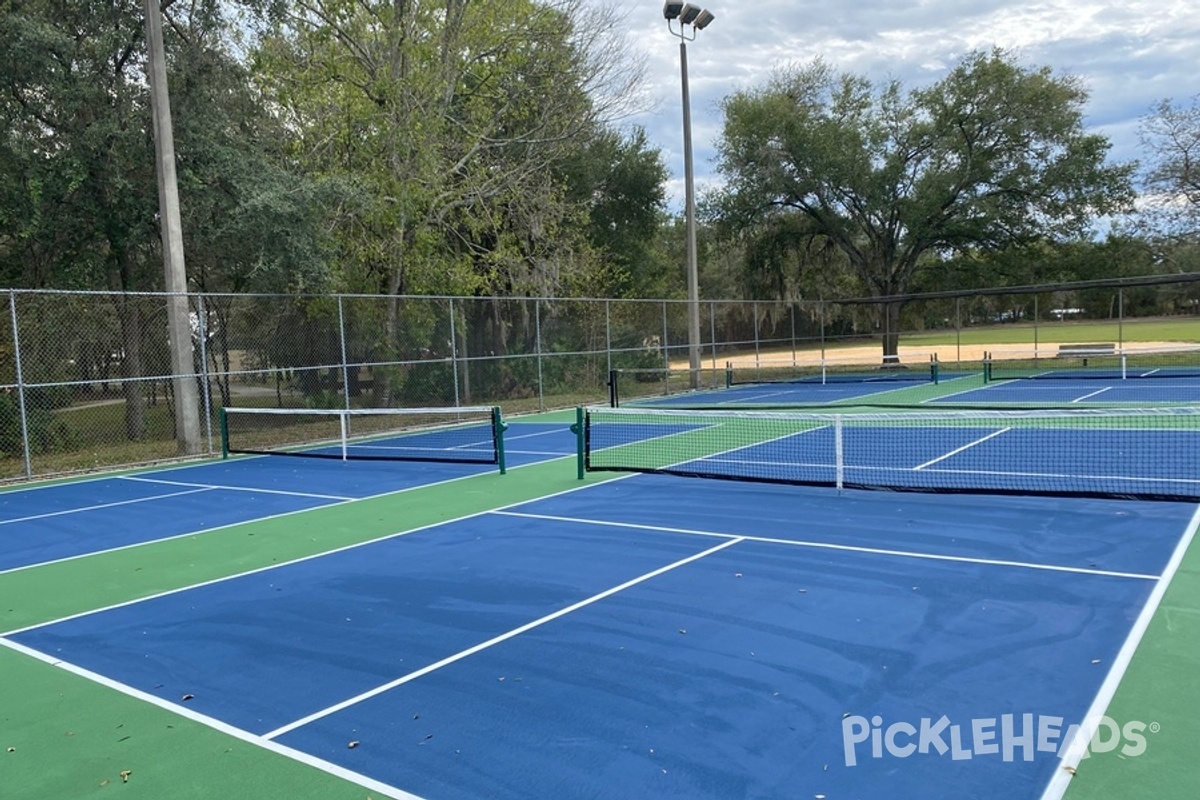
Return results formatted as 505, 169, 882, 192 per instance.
1, 405, 1197, 799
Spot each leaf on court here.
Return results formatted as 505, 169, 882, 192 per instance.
348, 741, 359, 749
1092, 659, 1102, 664
181, 693, 194, 701
734, 572, 743, 578
120, 770, 132, 783
678, 629, 687, 635
5, 747, 14, 753
100, 779, 109, 787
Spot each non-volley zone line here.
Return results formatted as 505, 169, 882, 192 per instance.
0, 466, 522, 579
492, 510, 1160, 581
0, 485, 215, 526
120, 475, 355, 501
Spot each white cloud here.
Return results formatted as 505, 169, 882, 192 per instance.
590, 0, 1200, 210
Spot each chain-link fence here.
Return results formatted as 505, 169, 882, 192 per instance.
3, 276, 1199, 481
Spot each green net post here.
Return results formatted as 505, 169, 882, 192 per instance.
219, 408, 229, 459
492, 406, 507, 474
725, 362, 732, 389
571, 406, 585, 479
983, 351, 992, 382
931, 354, 939, 385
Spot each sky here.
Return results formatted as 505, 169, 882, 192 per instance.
591, 0, 1200, 210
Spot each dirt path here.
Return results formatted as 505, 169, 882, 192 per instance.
695, 341, 1191, 369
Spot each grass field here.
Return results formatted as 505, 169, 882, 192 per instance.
895, 317, 1200, 348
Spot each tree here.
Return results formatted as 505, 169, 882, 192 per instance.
559, 126, 671, 299
712, 49, 1135, 360
249, 0, 647, 402
1137, 96, 1200, 241
0, 0, 334, 424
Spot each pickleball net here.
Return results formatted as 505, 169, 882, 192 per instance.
726, 353, 940, 386
606, 354, 939, 407
579, 405, 1200, 501
220, 406, 506, 468
985, 344, 1200, 382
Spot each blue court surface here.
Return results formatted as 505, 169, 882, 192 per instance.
935, 378, 1200, 405
7, 468, 1194, 800
0, 422, 576, 573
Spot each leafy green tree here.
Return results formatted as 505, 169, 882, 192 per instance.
560, 126, 671, 299
250, 0, 645, 401
1139, 96, 1200, 237
0, 0, 335, 422
712, 49, 1135, 360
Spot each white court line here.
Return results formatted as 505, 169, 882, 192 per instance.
0, 463, 551, 580
1, 467, 635, 636
1038, 502, 1200, 800
0, 487, 213, 526
1071, 387, 1113, 403
493, 510, 1159, 581
922, 379, 1015, 403
120, 475, 354, 501
262, 536, 744, 740
913, 428, 1011, 470
0, 637, 426, 800
504, 427, 571, 442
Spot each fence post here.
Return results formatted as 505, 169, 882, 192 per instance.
955, 297, 962, 368
8, 290, 32, 478
661, 301, 669, 372
1118, 288, 1124, 350
1033, 294, 1039, 354
449, 298, 461, 408
790, 303, 797, 366
337, 295, 350, 412
605, 299, 612, 378
709, 300, 718, 371
753, 300, 761, 364
535, 299, 545, 411
819, 299, 827, 363
195, 293, 214, 452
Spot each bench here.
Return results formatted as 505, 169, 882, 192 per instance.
1057, 343, 1114, 357
1057, 343, 1114, 367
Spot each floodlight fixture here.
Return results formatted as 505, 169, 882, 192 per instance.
663, 1, 684, 20
679, 3, 701, 24
694, 9, 715, 29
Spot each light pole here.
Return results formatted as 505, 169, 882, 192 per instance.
664, 3, 714, 389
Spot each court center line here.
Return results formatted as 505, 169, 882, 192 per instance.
262, 536, 745, 740
1071, 387, 1113, 403
912, 427, 1011, 470
492, 510, 1159, 581
0, 637, 426, 800
119, 475, 356, 501
0, 486, 214, 526
1038, 501, 1200, 800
